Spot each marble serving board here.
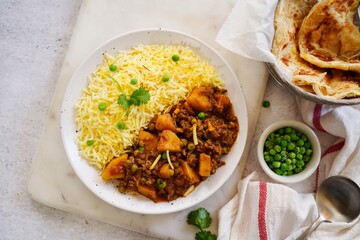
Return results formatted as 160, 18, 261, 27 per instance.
27, 0, 269, 239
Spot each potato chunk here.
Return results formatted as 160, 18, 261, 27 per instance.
186, 86, 213, 112
159, 163, 175, 178
101, 154, 128, 181
138, 130, 158, 151
215, 93, 233, 116
199, 153, 211, 177
155, 114, 180, 133
182, 162, 200, 184
157, 130, 182, 152
137, 184, 157, 201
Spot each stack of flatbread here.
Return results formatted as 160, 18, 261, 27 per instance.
272, 0, 360, 99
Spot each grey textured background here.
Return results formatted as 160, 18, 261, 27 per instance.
0, 1, 158, 239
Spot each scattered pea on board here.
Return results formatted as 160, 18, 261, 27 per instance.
263, 127, 313, 176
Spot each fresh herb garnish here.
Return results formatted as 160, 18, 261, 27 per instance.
117, 87, 150, 109
187, 208, 217, 240
195, 230, 217, 240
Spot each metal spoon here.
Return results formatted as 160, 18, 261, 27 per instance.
297, 176, 360, 240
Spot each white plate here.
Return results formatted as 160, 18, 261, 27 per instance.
60, 28, 248, 214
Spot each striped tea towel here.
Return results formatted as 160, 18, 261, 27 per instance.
218, 99, 360, 240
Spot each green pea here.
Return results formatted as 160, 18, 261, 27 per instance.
139, 146, 145, 152
285, 159, 292, 165
274, 145, 282, 152
171, 54, 180, 62
161, 152, 167, 160
290, 132, 299, 141
274, 154, 282, 161
300, 147, 306, 154
278, 128, 284, 135
280, 140, 288, 148
262, 100, 270, 108
284, 135, 291, 142
269, 149, 276, 155
159, 181, 167, 188
109, 64, 117, 71
187, 143, 196, 151
162, 75, 170, 82
130, 78, 137, 85
280, 150, 287, 157
294, 147, 300, 154
287, 143, 295, 150
275, 137, 282, 144
131, 164, 138, 172
297, 139, 304, 146
297, 160, 305, 168
305, 149, 313, 156
197, 112, 206, 119
300, 134, 308, 142
285, 127, 293, 134
281, 163, 289, 171
265, 141, 272, 148
289, 152, 296, 159
275, 169, 283, 175
86, 140, 94, 146
268, 132, 275, 140
303, 155, 311, 162
296, 154, 303, 160
272, 161, 281, 168
157, 179, 167, 188
125, 160, 133, 168
264, 155, 271, 162
304, 142, 311, 149
98, 102, 107, 111
116, 122, 126, 130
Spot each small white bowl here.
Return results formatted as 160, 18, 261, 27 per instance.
257, 120, 321, 184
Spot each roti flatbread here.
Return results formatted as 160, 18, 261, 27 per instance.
272, 0, 360, 99
298, 0, 360, 73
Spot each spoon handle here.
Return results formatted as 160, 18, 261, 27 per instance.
296, 216, 324, 240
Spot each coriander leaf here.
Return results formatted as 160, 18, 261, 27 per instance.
130, 87, 150, 106
195, 231, 217, 240
187, 208, 212, 231
117, 94, 130, 109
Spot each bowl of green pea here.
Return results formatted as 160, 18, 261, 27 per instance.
257, 120, 321, 184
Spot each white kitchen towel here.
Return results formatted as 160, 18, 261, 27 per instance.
218, 99, 360, 240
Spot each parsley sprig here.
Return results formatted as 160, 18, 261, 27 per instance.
117, 87, 150, 109
187, 208, 217, 240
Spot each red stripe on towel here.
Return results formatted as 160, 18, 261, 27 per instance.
314, 140, 345, 192
312, 104, 328, 133
321, 140, 345, 158
258, 182, 268, 240
314, 167, 320, 193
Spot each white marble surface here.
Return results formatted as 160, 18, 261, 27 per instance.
1, 0, 273, 239
1, 1, 155, 239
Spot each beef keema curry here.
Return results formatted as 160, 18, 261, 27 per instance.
101, 86, 239, 202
